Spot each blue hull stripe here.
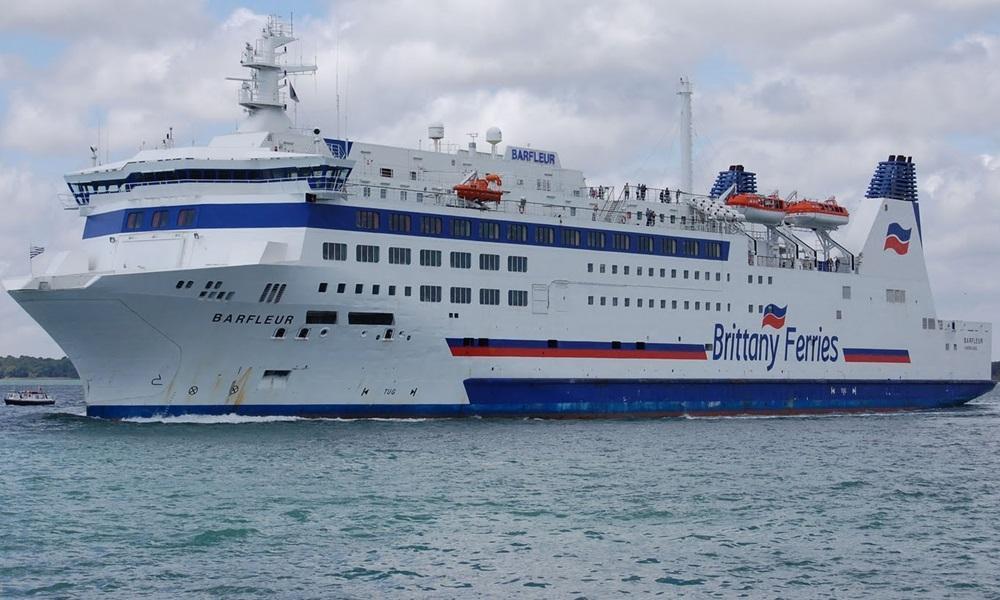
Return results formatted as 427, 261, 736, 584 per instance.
82, 202, 730, 261
86, 379, 996, 419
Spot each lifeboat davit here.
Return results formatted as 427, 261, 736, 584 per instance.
724, 193, 787, 225
454, 173, 503, 203
784, 197, 849, 229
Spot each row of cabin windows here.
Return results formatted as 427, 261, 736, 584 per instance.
75, 167, 341, 193
748, 274, 775, 285
350, 208, 724, 258
125, 208, 196, 230
322, 242, 527, 272
588, 262, 728, 282
315, 282, 527, 307
588, 295, 731, 312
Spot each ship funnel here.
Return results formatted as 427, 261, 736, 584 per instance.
866, 154, 918, 202
710, 164, 757, 198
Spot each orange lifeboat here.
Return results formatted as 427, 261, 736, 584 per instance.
724, 193, 787, 225
454, 173, 503, 204
784, 197, 849, 229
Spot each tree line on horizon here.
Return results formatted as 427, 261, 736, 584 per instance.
0, 355, 78, 379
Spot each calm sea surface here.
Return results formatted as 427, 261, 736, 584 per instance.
1, 382, 999, 599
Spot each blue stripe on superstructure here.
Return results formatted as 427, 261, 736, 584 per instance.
86, 379, 995, 419
842, 348, 909, 356
82, 203, 731, 261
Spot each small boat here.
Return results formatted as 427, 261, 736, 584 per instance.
724, 193, 787, 225
454, 173, 504, 204
4, 388, 55, 406
784, 197, 850, 229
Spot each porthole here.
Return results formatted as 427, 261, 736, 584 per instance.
320, 328, 329, 337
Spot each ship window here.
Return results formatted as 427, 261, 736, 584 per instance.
185, 281, 193, 288
479, 288, 500, 305
416, 193, 423, 202
624, 298, 630, 307
125, 211, 143, 229
613, 233, 629, 250
380, 167, 393, 178
355, 284, 363, 294
695, 301, 700, 310
400, 191, 407, 201
535, 226, 555, 245
296, 328, 309, 339
748, 304, 754, 313
306, 311, 338, 324
479, 254, 500, 271
507, 290, 532, 306
759, 305, 764, 313
638, 236, 653, 253
612, 297, 618, 306
758, 276, 764, 284
388, 285, 396, 296
410, 170, 417, 181
611, 265, 618, 274
357, 210, 380, 230
599, 264, 606, 274
547, 339, 558, 348
637, 267, 643, 276
419, 249, 442, 266
177, 209, 195, 227
684, 301, 690, 310
600, 297, 606, 306
348, 312, 394, 325
842, 285, 851, 299
587, 231, 606, 249
419, 285, 441, 302
389, 213, 411, 232
451, 219, 471, 238
716, 273, 721, 281
372, 285, 380, 295
588, 296, 594, 305
661, 300, 667, 309
768, 276, 773, 285
450, 251, 471, 269
450, 287, 472, 304
405, 286, 412, 297
716, 302, 721, 311
684, 270, 689, 279
318, 283, 328, 293
561, 229, 581, 247
507, 256, 527, 272
671, 269, 677, 278
587, 263, 594, 273
176, 280, 184, 289
638, 298, 643, 307
672, 300, 678, 309
748, 275, 753, 284
420, 216, 443, 235
611, 341, 622, 349
507, 224, 528, 242
480, 222, 500, 240
151, 210, 169, 228
664, 239, 678, 255
363, 186, 371, 197
273, 328, 286, 339
624, 266, 630, 275
388, 247, 411, 264
379, 188, 387, 199
684, 240, 698, 256
836, 310, 842, 320
694, 271, 700, 280
356, 244, 380, 263
337, 283, 346, 293
323, 242, 347, 261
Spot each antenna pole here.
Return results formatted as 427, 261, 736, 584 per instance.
678, 77, 693, 193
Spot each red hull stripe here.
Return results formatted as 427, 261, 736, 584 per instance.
449, 347, 707, 360
843, 354, 911, 363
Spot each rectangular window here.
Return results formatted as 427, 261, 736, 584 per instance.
125, 211, 143, 230
306, 311, 338, 324
379, 167, 393, 178
355, 284, 363, 294
400, 190, 407, 201
508, 290, 528, 307
356, 210, 380, 230
419, 285, 442, 302
389, 213, 411, 232
322, 242, 347, 261
507, 256, 528, 272
684, 240, 698, 256
177, 208, 196, 227
348, 312, 394, 325
842, 285, 852, 299
479, 288, 501, 305
507, 224, 528, 242
450, 251, 471, 269
587, 231, 606, 249
452, 219, 471, 238
561, 228, 581, 247
638, 236, 654, 253
356, 244, 380, 263
410, 170, 417, 181
337, 283, 346, 293
600, 264, 606, 273
588, 296, 594, 305
612, 265, 618, 274
419, 249, 442, 266
420, 216, 443, 235
479, 253, 500, 270
663, 239, 678, 255
363, 186, 371, 198
379, 187, 387, 199
372, 284, 380, 295
416, 192, 423, 202
388, 247, 411, 264
318, 282, 328, 293
479, 222, 500, 240
613, 233, 630, 250
624, 266, 630, 275
450, 287, 472, 304
535, 226, 555, 245
151, 210, 168, 228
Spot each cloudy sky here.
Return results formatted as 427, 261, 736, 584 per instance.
1, 0, 999, 356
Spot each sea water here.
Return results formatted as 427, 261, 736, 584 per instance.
2, 382, 999, 598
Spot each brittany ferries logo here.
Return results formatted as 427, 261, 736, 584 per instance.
712, 305, 840, 371
883, 222, 912, 255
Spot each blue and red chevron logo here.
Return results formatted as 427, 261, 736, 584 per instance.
883, 222, 912, 255
761, 304, 787, 329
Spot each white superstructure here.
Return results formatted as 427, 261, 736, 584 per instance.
4, 18, 993, 418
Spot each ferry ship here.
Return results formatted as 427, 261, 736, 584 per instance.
4, 18, 994, 419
